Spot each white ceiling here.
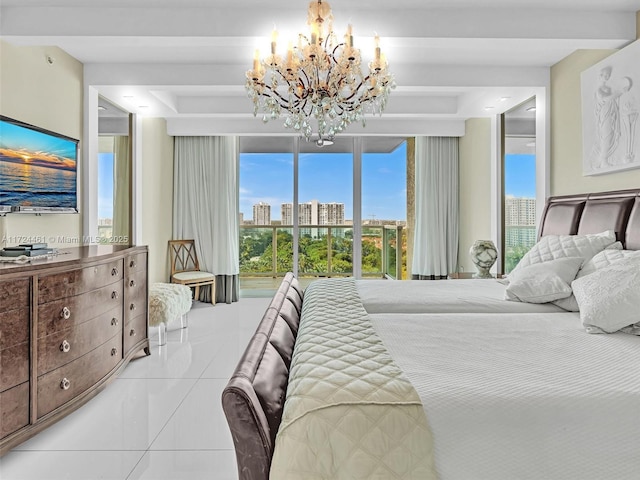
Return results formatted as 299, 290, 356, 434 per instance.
1, 0, 638, 137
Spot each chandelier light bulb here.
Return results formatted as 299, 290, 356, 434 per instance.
246, 0, 395, 144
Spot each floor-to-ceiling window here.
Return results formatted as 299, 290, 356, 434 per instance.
362, 138, 407, 279
239, 136, 408, 293
503, 98, 537, 273
238, 137, 294, 278
298, 137, 354, 277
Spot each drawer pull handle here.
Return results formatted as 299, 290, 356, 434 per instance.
111, 291, 119, 300
111, 348, 118, 356
60, 340, 71, 353
129, 280, 136, 287
111, 267, 119, 276
130, 303, 136, 311
60, 307, 71, 320
111, 317, 119, 326
60, 378, 71, 390
130, 260, 136, 268
130, 329, 136, 337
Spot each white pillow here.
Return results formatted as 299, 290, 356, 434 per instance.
509, 230, 616, 276
554, 249, 640, 312
505, 257, 584, 304
577, 247, 640, 278
572, 257, 640, 334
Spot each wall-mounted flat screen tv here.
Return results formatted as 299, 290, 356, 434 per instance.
0, 115, 78, 213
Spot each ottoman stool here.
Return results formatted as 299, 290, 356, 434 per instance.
149, 283, 193, 346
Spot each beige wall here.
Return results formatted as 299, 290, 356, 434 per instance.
141, 118, 174, 284
0, 41, 83, 248
550, 46, 640, 195
458, 118, 492, 272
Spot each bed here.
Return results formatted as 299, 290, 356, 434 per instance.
222, 188, 640, 480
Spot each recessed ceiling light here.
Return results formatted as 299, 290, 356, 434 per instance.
138, 105, 149, 109
98, 106, 107, 111
123, 95, 134, 99
526, 106, 536, 112
500, 97, 511, 101
484, 106, 495, 111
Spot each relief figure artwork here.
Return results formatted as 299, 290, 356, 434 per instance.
581, 41, 640, 176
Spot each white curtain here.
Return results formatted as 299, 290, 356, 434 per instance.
412, 136, 459, 279
112, 136, 130, 243
173, 136, 239, 303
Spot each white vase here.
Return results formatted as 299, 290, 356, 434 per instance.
469, 240, 497, 279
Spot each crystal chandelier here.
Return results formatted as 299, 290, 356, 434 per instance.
246, 0, 395, 146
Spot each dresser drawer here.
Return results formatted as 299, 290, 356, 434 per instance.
126, 252, 147, 274
37, 335, 122, 418
0, 382, 29, 440
38, 260, 123, 304
124, 314, 147, 356
124, 272, 147, 322
37, 306, 123, 376
38, 280, 123, 338
0, 307, 29, 351
0, 342, 29, 392
0, 278, 30, 311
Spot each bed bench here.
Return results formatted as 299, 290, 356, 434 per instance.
221, 272, 303, 480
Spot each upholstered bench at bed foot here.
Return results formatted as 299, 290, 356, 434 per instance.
149, 283, 193, 346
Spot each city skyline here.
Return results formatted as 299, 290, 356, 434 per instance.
240, 147, 535, 222
240, 142, 408, 222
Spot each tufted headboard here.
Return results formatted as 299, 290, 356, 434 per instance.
221, 272, 303, 480
539, 188, 640, 250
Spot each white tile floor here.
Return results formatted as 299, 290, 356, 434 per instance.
0, 298, 271, 480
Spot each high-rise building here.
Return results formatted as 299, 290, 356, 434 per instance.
280, 200, 345, 237
280, 200, 343, 226
505, 197, 536, 227
318, 202, 344, 225
505, 197, 537, 248
281, 203, 293, 225
253, 202, 271, 225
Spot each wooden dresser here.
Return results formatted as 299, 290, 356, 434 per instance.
0, 245, 149, 455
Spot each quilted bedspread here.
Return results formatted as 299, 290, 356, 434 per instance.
269, 278, 436, 480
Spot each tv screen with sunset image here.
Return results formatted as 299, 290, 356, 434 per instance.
0, 116, 78, 212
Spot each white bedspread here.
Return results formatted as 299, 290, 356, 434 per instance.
371, 312, 640, 480
357, 279, 566, 314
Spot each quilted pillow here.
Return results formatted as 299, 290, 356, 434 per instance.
576, 247, 640, 278
572, 257, 640, 334
510, 230, 616, 276
554, 248, 640, 312
505, 257, 584, 304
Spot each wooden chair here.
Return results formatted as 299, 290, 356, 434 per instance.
168, 240, 216, 305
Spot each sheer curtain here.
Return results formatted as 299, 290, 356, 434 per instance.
112, 135, 130, 243
412, 136, 459, 279
173, 136, 239, 303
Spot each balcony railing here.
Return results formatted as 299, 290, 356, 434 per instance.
240, 224, 405, 280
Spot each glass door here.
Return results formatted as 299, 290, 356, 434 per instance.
298, 138, 354, 280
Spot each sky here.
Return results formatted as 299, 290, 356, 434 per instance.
240, 141, 408, 221
505, 154, 536, 198
98, 152, 114, 218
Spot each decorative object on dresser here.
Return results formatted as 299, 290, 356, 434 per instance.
168, 239, 216, 304
0, 245, 149, 456
469, 239, 498, 278
148, 283, 192, 346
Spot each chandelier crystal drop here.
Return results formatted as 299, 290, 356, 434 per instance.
246, 0, 395, 143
